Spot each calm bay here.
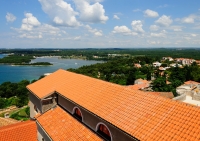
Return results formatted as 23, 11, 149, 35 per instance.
0, 54, 102, 84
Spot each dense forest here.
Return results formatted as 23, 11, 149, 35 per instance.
0, 55, 52, 65
0, 80, 30, 109
0, 55, 33, 64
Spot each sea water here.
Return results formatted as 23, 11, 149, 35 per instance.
0, 55, 102, 84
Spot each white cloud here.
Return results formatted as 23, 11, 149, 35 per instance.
191, 34, 197, 37
19, 34, 43, 39
112, 26, 131, 34
155, 15, 173, 27
85, 25, 103, 36
38, 0, 80, 27
113, 15, 120, 20
112, 26, 138, 36
174, 28, 182, 31
131, 20, 145, 33
74, 0, 108, 23
168, 26, 183, 32
150, 30, 166, 37
21, 13, 41, 31
74, 36, 81, 40
148, 40, 160, 45
182, 16, 195, 24
144, 9, 159, 18
94, 32, 102, 36
150, 25, 159, 31
6, 13, 16, 22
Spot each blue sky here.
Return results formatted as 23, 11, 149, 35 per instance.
1, 0, 200, 48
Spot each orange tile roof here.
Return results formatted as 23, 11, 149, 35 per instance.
27, 69, 200, 140
0, 120, 37, 141
36, 106, 103, 141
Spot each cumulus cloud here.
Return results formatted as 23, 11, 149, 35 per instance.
150, 25, 159, 31
150, 30, 166, 37
21, 13, 41, 31
155, 15, 173, 27
38, 0, 80, 27
112, 26, 131, 34
113, 15, 120, 20
13, 21, 62, 39
6, 13, 16, 22
85, 25, 103, 36
19, 34, 43, 39
74, 0, 108, 23
131, 20, 145, 33
182, 16, 195, 24
144, 9, 159, 18
112, 26, 138, 36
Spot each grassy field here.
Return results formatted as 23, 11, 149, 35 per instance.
10, 107, 29, 121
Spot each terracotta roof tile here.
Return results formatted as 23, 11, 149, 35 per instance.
28, 69, 200, 140
36, 106, 103, 141
0, 120, 37, 141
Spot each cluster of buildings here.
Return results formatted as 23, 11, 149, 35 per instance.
1, 69, 200, 140
151, 57, 199, 71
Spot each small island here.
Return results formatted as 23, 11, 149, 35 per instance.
0, 55, 52, 66
13, 62, 53, 66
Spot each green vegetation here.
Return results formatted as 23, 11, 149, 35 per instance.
18, 62, 52, 66
68, 57, 200, 97
0, 55, 33, 64
0, 80, 30, 108
1, 48, 200, 61
10, 107, 30, 121
0, 55, 52, 65
68, 57, 155, 85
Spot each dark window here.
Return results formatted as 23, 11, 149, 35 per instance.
74, 108, 82, 121
97, 124, 111, 141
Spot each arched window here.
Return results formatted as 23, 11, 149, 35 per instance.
97, 123, 111, 141
73, 107, 82, 121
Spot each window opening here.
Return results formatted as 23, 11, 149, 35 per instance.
73, 108, 82, 121
97, 124, 111, 141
